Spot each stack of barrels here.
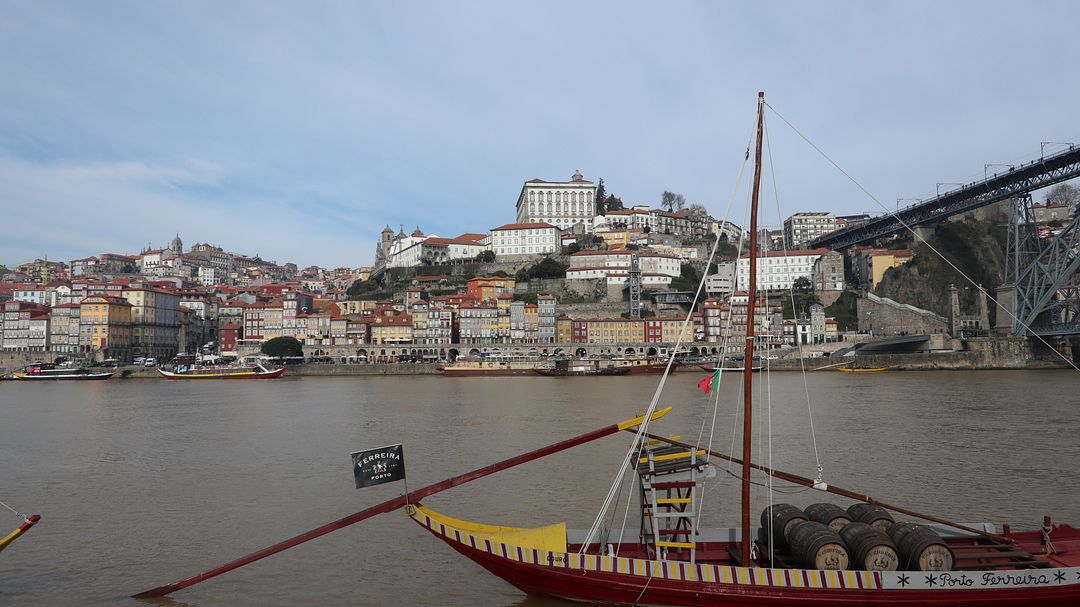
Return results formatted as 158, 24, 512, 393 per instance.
760, 503, 954, 572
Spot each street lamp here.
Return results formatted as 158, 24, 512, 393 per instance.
936, 182, 963, 197
1040, 142, 1075, 157
984, 164, 1014, 180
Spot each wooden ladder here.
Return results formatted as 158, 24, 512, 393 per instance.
638, 442, 709, 564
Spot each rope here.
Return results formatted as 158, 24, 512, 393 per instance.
0, 499, 27, 521
763, 116, 825, 483
764, 101, 1080, 374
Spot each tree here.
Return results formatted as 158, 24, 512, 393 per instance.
595, 178, 607, 215
346, 278, 382, 299
261, 336, 303, 358
660, 191, 687, 212
525, 257, 568, 279
605, 195, 624, 211
686, 203, 709, 222
1046, 183, 1080, 215
563, 242, 581, 255
474, 250, 496, 263
782, 277, 821, 319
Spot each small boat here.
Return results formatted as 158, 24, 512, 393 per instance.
534, 359, 633, 377
440, 356, 551, 377
11, 363, 113, 381
157, 362, 285, 380
836, 366, 887, 373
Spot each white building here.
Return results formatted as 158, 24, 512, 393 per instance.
418, 234, 489, 263
198, 266, 227, 286
514, 170, 598, 233
490, 222, 560, 258
735, 248, 828, 291
566, 251, 681, 289
783, 212, 837, 249
705, 261, 737, 296
567, 250, 681, 277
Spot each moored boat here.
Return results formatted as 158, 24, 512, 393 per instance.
610, 356, 680, 374
403, 92, 1080, 606
12, 363, 113, 381
440, 356, 551, 377
157, 362, 285, 380
836, 366, 887, 373
534, 359, 632, 377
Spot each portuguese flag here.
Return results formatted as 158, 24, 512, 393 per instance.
697, 370, 720, 395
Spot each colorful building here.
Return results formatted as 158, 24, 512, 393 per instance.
79, 295, 133, 360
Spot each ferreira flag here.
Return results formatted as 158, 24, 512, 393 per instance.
351, 444, 406, 489
697, 370, 720, 395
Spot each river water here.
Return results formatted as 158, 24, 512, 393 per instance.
1, 370, 1078, 607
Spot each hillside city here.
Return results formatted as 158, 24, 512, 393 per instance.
1, 171, 1076, 367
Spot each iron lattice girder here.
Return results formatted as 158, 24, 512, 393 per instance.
1013, 207, 1080, 336
811, 146, 1080, 250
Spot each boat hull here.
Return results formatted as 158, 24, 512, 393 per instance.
156, 367, 286, 380
441, 367, 542, 377
12, 372, 114, 381
412, 507, 1080, 607
837, 367, 887, 373
533, 367, 632, 377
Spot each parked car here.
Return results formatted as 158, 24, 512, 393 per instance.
144, 357, 157, 367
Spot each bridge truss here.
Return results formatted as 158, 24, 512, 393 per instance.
1006, 195, 1080, 337
811, 146, 1080, 250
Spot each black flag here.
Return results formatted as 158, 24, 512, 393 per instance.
351, 444, 406, 489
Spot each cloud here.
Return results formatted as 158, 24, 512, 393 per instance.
0, 153, 375, 267
2, 1, 1080, 268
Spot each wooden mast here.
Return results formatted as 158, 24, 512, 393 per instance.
741, 91, 765, 566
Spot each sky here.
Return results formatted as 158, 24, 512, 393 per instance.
2, 1, 1078, 268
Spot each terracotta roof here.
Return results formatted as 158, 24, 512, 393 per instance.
491, 222, 558, 231
424, 236, 486, 246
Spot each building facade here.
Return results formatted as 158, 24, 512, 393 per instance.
783, 212, 837, 249
514, 170, 597, 232
735, 249, 829, 292
490, 223, 560, 258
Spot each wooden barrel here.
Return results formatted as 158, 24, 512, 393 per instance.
788, 521, 850, 570
759, 504, 807, 548
887, 522, 954, 571
804, 503, 852, 532
847, 503, 895, 532
839, 522, 900, 571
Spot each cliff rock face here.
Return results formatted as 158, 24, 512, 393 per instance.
874, 217, 1007, 322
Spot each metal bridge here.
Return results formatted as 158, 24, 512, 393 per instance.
1004, 195, 1080, 337
810, 145, 1080, 250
